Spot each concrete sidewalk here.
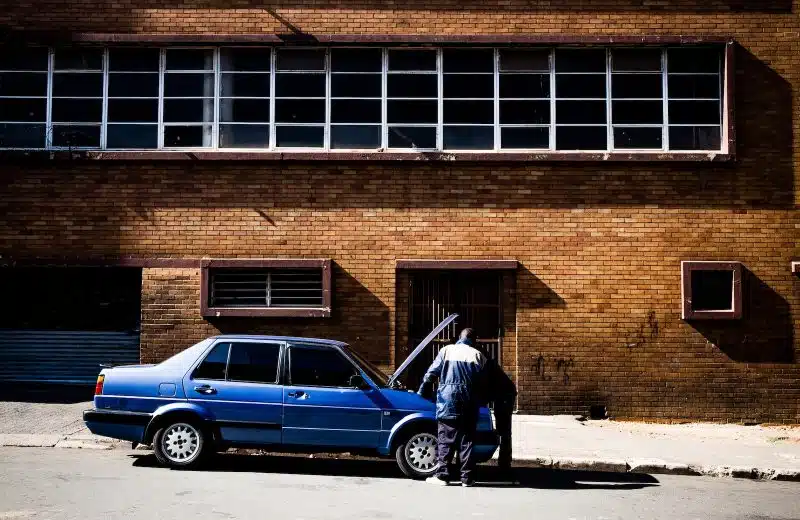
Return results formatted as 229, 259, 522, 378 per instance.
1, 401, 799, 481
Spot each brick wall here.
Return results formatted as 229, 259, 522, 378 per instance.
1, 0, 799, 422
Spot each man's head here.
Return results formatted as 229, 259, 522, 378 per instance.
458, 328, 477, 345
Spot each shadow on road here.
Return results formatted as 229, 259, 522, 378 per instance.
130, 453, 659, 490
0, 383, 94, 404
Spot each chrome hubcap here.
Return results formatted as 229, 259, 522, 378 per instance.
162, 423, 200, 463
405, 433, 437, 473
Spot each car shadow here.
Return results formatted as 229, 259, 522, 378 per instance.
129, 453, 659, 490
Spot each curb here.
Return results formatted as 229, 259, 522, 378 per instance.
1, 435, 798, 482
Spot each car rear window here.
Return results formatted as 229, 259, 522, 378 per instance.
192, 342, 230, 380
227, 342, 281, 384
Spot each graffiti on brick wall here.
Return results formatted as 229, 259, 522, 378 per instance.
534, 355, 574, 385
626, 310, 659, 350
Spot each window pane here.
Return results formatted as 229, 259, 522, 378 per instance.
442, 49, 493, 73
668, 126, 721, 150
443, 126, 493, 150
669, 100, 720, 125
443, 74, 493, 98
500, 100, 549, 125
691, 270, 733, 311
51, 99, 102, 123
331, 74, 381, 98
220, 73, 271, 98
227, 343, 281, 384
556, 100, 607, 124
0, 48, 48, 70
164, 125, 212, 147
331, 48, 382, 72
613, 127, 662, 149
164, 73, 215, 97
443, 100, 492, 124
0, 73, 47, 96
166, 49, 213, 71
0, 123, 45, 148
108, 73, 159, 97
668, 48, 721, 74
612, 74, 663, 99
668, 75, 720, 99
275, 74, 325, 97
108, 99, 158, 122
52, 73, 103, 97
109, 48, 160, 72
219, 124, 270, 148
331, 125, 381, 149
387, 74, 437, 98
611, 49, 662, 72
220, 99, 270, 123
289, 348, 357, 388
555, 49, 606, 73
276, 125, 324, 147
275, 99, 325, 123
220, 48, 271, 72
52, 125, 100, 147
331, 99, 381, 123
192, 343, 230, 380
612, 100, 663, 124
556, 74, 606, 98
499, 49, 549, 72
106, 124, 158, 149
388, 50, 436, 71
163, 99, 214, 123
501, 127, 549, 149
276, 49, 325, 71
388, 126, 436, 149
54, 49, 102, 70
388, 100, 437, 124
499, 74, 549, 98
0, 99, 46, 121
556, 126, 607, 150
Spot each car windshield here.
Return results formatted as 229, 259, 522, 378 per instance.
345, 347, 390, 388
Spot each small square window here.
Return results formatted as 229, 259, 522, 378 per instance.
681, 261, 743, 320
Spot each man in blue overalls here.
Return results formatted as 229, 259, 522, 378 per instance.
418, 328, 487, 487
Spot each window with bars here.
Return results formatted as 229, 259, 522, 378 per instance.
0, 45, 725, 153
208, 268, 324, 309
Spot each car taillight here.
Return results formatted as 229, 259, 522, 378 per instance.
94, 374, 105, 395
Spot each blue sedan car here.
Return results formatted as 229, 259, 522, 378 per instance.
84, 314, 498, 478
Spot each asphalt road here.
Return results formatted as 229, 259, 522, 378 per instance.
1, 448, 799, 520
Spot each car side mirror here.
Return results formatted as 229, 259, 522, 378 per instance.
349, 374, 371, 390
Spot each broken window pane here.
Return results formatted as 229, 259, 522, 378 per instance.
388, 126, 436, 149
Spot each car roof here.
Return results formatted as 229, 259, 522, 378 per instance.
209, 335, 349, 348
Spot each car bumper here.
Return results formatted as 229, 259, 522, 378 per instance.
83, 409, 152, 443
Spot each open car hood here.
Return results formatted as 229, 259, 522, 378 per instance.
387, 313, 458, 387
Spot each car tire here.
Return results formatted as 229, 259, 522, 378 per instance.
152, 420, 207, 470
395, 429, 439, 480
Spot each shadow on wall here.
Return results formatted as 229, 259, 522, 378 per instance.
517, 265, 567, 310
205, 263, 391, 366
691, 268, 795, 363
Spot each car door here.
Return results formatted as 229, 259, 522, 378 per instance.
282, 344, 382, 448
184, 340, 284, 444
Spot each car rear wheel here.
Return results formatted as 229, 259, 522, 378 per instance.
153, 421, 206, 469
395, 430, 438, 479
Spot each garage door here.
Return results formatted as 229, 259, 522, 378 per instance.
0, 267, 141, 384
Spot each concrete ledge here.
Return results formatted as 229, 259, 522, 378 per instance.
54, 439, 113, 450
551, 457, 629, 473
628, 459, 702, 476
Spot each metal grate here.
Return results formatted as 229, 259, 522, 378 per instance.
209, 268, 324, 308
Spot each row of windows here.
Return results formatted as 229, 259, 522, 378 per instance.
0, 45, 724, 152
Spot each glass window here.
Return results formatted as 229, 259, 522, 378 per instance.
0, 48, 48, 148
388, 49, 437, 149
611, 48, 663, 150
192, 343, 230, 380
227, 342, 281, 384
275, 48, 325, 148
107, 48, 160, 149
499, 49, 550, 150
667, 47, 721, 151
555, 49, 608, 151
442, 49, 493, 150
219, 48, 271, 148
50, 49, 103, 149
330, 49, 381, 149
164, 49, 214, 148
289, 347, 358, 388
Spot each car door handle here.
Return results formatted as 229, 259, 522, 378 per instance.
287, 391, 308, 399
194, 385, 217, 395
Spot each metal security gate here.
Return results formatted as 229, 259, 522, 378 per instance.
0, 267, 142, 384
405, 271, 502, 387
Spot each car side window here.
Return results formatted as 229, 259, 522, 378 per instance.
227, 342, 281, 384
192, 342, 230, 380
289, 347, 358, 388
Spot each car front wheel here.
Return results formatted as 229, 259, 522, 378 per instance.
395, 430, 438, 479
153, 421, 207, 469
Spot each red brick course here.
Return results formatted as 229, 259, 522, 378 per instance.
1, 0, 798, 422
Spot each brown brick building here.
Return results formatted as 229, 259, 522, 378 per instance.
0, 1, 797, 423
